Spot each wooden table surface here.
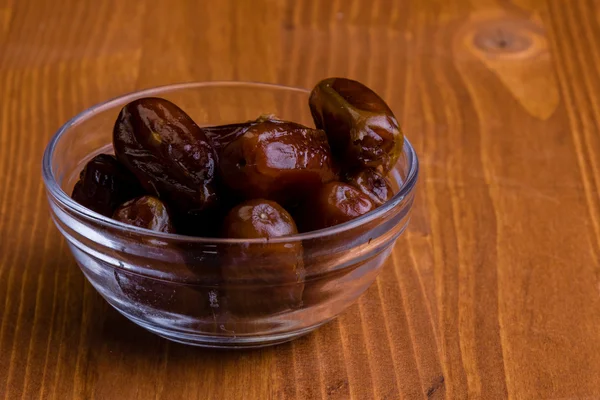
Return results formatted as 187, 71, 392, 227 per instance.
1, 0, 600, 398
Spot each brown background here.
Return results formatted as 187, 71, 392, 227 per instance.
1, 0, 600, 398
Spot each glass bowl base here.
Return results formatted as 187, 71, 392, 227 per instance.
117, 308, 332, 349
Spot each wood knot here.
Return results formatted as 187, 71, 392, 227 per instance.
473, 27, 532, 54
455, 11, 558, 120
462, 15, 545, 60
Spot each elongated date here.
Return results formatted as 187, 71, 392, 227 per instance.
309, 77, 404, 173
113, 97, 219, 217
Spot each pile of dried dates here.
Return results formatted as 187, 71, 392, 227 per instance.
72, 78, 404, 239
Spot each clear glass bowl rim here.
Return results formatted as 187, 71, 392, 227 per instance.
42, 81, 419, 245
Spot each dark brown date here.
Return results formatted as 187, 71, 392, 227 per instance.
112, 196, 175, 233
219, 118, 336, 204
345, 168, 393, 206
113, 97, 218, 216
309, 77, 404, 173
296, 181, 375, 232
221, 199, 304, 315
71, 154, 142, 217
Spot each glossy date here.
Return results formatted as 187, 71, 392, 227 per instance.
219, 118, 336, 204
113, 97, 219, 217
345, 168, 393, 206
309, 77, 404, 173
112, 195, 175, 233
296, 181, 375, 232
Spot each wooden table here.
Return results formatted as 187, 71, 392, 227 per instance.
1, 0, 599, 398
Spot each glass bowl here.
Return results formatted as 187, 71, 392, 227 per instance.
42, 82, 419, 348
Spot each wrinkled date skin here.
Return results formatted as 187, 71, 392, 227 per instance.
309, 77, 404, 173
112, 195, 175, 233
221, 199, 304, 315
71, 154, 142, 217
113, 97, 219, 217
345, 168, 393, 206
296, 182, 375, 232
219, 118, 336, 204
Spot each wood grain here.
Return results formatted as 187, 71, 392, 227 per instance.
1, 0, 600, 398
